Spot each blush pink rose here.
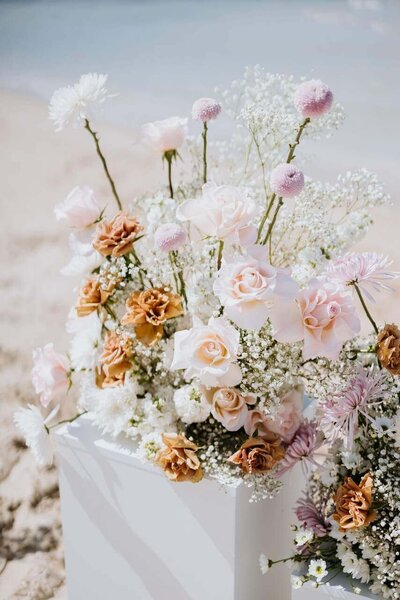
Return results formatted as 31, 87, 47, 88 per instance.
54, 186, 102, 229
213, 245, 298, 330
177, 182, 257, 246
142, 117, 188, 153
171, 316, 242, 387
244, 408, 272, 437
210, 388, 255, 432
265, 388, 304, 443
31, 343, 69, 407
269, 279, 360, 360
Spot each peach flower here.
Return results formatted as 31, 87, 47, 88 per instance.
333, 473, 377, 531
156, 433, 203, 483
209, 388, 255, 432
171, 316, 242, 387
177, 182, 257, 246
76, 278, 111, 317
31, 343, 69, 407
121, 288, 183, 346
270, 279, 360, 360
93, 211, 143, 258
265, 388, 304, 443
54, 186, 102, 229
228, 435, 285, 474
213, 245, 297, 330
377, 323, 400, 375
96, 332, 133, 388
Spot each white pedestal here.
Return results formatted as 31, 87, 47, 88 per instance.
56, 416, 305, 600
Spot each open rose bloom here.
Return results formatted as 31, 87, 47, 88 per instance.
23, 67, 398, 534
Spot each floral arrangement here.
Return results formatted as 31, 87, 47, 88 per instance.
14, 69, 398, 511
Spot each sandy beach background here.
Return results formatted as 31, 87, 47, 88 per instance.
1, 1, 399, 598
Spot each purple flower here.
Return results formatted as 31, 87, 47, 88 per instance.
270, 164, 305, 198
154, 223, 186, 252
294, 79, 333, 118
320, 366, 386, 449
275, 420, 325, 476
326, 252, 399, 303
296, 494, 331, 537
192, 98, 222, 122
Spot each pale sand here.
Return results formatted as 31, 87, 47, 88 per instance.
0, 89, 399, 599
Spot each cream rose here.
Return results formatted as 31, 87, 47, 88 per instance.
171, 316, 242, 387
142, 117, 188, 153
213, 245, 298, 330
210, 388, 255, 431
177, 182, 257, 245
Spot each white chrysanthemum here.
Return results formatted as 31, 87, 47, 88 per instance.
341, 552, 370, 584
295, 528, 314, 546
14, 404, 59, 466
49, 73, 109, 131
259, 554, 271, 575
291, 575, 303, 589
61, 230, 103, 277
66, 309, 102, 370
308, 558, 328, 582
173, 384, 211, 424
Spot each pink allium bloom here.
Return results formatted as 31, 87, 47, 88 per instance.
296, 494, 331, 537
326, 252, 399, 303
192, 97, 222, 122
270, 279, 360, 360
294, 79, 333, 118
276, 421, 325, 476
265, 388, 304, 444
320, 366, 386, 449
270, 164, 305, 198
177, 182, 257, 246
154, 223, 186, 252
213, 245, 298, 330
31, 343, 69, 407
142, 117, 188, 153
55, 186, 102, 229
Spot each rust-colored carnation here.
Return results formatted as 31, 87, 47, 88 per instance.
121, 287, 183, 346
155, 434, 203, 483
93, 211, 143, 258
332, 473, 378, 531
228, 434, 285, 474
377, 323, 400, 375
76, 278, 111, 317
96, 332, 133, 388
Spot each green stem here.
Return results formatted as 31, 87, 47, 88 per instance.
262, 198, 283, 246
49, 410, 88, 431
171, 250, 188, 306
163, 150, 176, 199
131, 248, 146, 289
217, 240, 224, 271
202, 122, 208, 184
84, 119, 122, 210
353, 283, 379, 335
257, 117, 310, 245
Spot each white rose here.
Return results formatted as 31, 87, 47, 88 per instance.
213, 245, 298, 330
171, 316, 242, 387
142, 117, 188, 153
55, 186, 102, 229
177, 182, 257, 245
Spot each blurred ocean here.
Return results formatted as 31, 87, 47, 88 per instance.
0, 0, 399, 181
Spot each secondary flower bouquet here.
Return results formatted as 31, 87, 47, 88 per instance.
15, 69, 397, 510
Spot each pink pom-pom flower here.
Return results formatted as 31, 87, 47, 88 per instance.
154, 223, 186, 252
192, 98, 222, 122
270, 163, 305, 198
294, 79, 333, 118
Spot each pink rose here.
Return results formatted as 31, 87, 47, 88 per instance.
270, 279, 360, 360
244, 408, 271, 437
171, 316, 242, 387
142, 117, 188, 153
31, 343, 69, 407
54, 186, 102, 229
265, 388, 304, 443
213, 245, 298, 330
177, 182, 257, 246
210, 388, 255, 432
